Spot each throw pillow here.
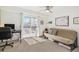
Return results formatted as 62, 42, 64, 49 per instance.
48, 29, 57, 35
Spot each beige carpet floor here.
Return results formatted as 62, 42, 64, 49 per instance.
24, 37, 38, 45
0, 38, 71, 52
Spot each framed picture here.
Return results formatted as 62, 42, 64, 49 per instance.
73, 17, 79, 24
40, 20, 44, 25
55, 16, 69, 26
48, 21, 52, 24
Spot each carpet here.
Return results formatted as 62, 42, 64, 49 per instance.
24, 37, 48, 45
24, 37, 38, 45
0, 37, 72, 52
2, 39, 70, 52
33, 37, 47, 42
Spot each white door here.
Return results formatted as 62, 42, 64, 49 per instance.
21, 15, 39, 39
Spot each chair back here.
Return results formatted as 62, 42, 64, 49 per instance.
0, 27, 12, 40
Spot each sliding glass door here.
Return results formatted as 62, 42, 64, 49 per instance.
21, 15, 39, 39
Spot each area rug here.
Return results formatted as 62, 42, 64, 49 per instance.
33, 37, 47, 42
24, 38, 38, 45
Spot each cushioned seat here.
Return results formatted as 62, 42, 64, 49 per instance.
44, 28, 77, 50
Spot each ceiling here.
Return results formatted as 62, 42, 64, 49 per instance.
18, 6, 53, 15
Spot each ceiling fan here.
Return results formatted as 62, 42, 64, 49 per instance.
45, 6, 53, 13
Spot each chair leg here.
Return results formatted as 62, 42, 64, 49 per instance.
5, 41, 14, 47
2, 46, 6, 51
0, 41, 14, 51
6, 43, 13, 47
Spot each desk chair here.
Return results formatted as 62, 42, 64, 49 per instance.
0, 27, 14, 51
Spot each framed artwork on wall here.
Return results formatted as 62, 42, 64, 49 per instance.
73, 17, 79, 24
48, 21, 52, 24
55, 16, 69, 26
40, 20, 44, 25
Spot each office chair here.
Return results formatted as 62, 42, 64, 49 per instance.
0, 27, 14, 51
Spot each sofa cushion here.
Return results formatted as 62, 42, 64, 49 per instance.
44, 33, 74, 44
56, 29, 77, 40
52, 35, 75, 44
48, 29, 57, 35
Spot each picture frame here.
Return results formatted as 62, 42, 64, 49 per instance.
48, 21, 52, 24
73, 17, 79, 24
55, 16, 69, 26
40, 20, 44, 25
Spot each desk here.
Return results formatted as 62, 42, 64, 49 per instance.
12, 30, 21, 43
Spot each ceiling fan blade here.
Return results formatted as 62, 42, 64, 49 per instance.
45, 6, 53, 13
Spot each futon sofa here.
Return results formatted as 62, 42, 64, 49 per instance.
44, 28, 77, 51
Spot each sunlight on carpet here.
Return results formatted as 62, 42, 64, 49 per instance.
33, 37, 47, 42
24, 38, 38, 45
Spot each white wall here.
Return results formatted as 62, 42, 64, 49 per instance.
47, 6, 79, 46
0, 6, 48, 36
0, 9, 21, 30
